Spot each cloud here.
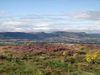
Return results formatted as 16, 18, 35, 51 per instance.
34, 24, 50, 27
21, 16, 44, 19
0, 15, 13, 18
13, 28, 25, 32
0, 11, 10, 13
66, 10, 100, 20
2, 21, 21, 25
0, 20, 51, 32
21, 14, 65, 20
62, 27, 92, 33
0, 19, 99, 33
94, 20, 100, 25
29, 14, 64, 17
0, 10, 100, 33
1, 20, 35, 26
33, 27, 50, 30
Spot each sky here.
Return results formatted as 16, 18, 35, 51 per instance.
0, 0, 100, 33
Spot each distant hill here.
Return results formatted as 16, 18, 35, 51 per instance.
0, 31, 100, 45
0, 31, 100, 39
0, 32, 54, 40
0, 31, 91, 39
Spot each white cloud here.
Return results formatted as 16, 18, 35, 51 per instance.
2, 21, 22, 25
21, 16, 43, 19
0, 15, 12, 18
94, 20, 100, 25
66, 10, 100, 20
33, 27, 50, 30
13, 28, 25, 32
34, 24, 50, 27
61, 24, 100, 32
0, 10, 100, 33
0, 11, 10, 13
0, 20, 51, 32
2, 20, 34, 26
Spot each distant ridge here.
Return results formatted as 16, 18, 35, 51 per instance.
1, 31, 100, 45
0, 31, 89, 40
0, 31, 100, 40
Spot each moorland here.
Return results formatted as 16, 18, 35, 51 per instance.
0, 31, 100, 75
0, 43, 100, 75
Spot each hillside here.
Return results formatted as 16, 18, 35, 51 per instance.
0, 31, 100, 45
0, 31, 88, 39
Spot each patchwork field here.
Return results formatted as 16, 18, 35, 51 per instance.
0, 44, 100, 75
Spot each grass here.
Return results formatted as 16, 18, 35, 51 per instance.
0, 44, 99, 75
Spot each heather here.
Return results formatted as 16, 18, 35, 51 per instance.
0, 44, 100, 75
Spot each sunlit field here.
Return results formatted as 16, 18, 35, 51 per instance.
0, 44, 100, 75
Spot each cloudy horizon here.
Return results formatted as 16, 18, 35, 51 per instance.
0, 0, 100, 33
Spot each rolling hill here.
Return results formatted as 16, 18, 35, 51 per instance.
0, 31, 100, 45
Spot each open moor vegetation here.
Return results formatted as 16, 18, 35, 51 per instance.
0, 44, 99, 75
